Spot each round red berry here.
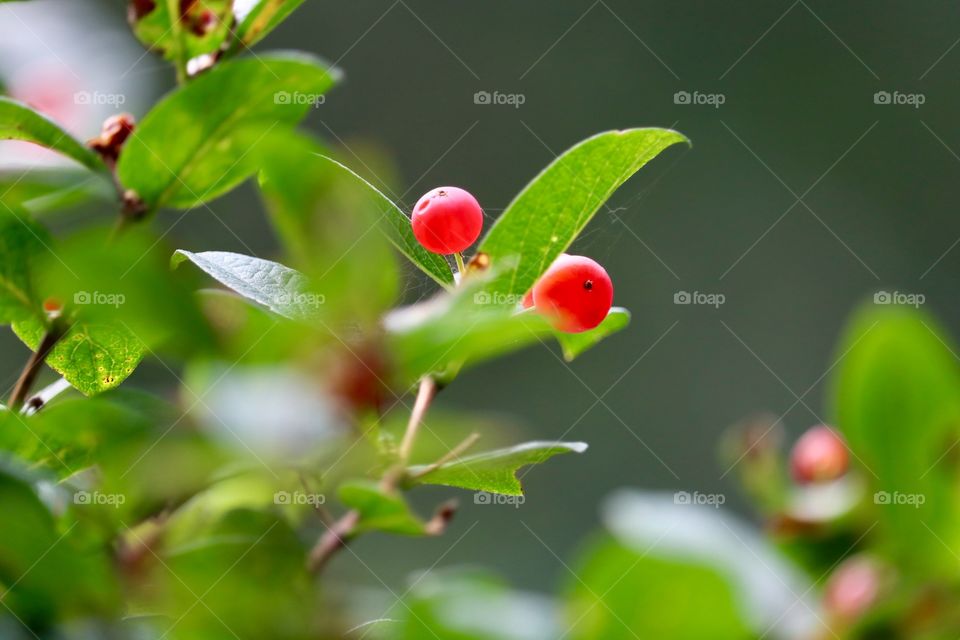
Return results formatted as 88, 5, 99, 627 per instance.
532, 254, 613, 333
790, 425, 848, 484
411, 187, 483, 255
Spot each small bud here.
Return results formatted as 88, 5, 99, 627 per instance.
88, 114, 135, 164
824, 556, 883, 621
42, 297, 62, 314
790, 425, 848, 484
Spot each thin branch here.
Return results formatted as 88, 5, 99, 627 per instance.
408, 432, 480, 480
398, 377, 437, 463
8, 323, 67, 412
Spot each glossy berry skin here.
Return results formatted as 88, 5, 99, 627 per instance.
411, 187, 483, 254
790, 425, 849, 484
532, 254, 613, 333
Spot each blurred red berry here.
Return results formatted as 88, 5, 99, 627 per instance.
532, 254, 613, 333
521, 289, 534, 309
791, 425, 849, 484
411, 187, 483, 254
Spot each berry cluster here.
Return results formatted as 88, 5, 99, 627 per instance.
411, 187, 614, 333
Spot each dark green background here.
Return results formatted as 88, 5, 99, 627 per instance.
5, 0, 960, 592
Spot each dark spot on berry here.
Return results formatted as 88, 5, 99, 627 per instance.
437, 190, 447, 197
583, 280, 593, 291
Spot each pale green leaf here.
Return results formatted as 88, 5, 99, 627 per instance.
172, 250, 324, 320
338, 479, 427, 536
407, 441, 588, 496
234, 0, 307, 48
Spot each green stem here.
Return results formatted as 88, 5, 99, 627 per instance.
454, 252, 467, 277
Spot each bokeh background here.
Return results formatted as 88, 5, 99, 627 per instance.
3, 0, 959, 594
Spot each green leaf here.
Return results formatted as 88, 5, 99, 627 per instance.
833, 304, 960, 577
0, 205, 48, 324
339, 479, 427, 536
477, 128, 688, 298
0, 459, 118, 624
555, 307, 630, 361
117, 52, 340, 209
565, 490, 818, 639
13, 316, 145, 396
234, 0, 307, 48
130, 0, 233, 71
407, 441, 587, 496
173, 250, 324, 321
0, 97, 106, 173
313, 155, 454, 288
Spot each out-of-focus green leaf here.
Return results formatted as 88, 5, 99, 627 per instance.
477, 129, 687, 299
574, 490, 821, 639
25, 226, 215, 356
0, 169, 111, 214
339, 479, 427, 536
173, 250, 324, 321
389, 567, 562, 640
310, 155, 453, 288
118, 53, 340, 209
0, 459, 118, 625
554, 307, 630, 361
0, 204, 48, 324
154, 508, 315, 639
258, 134, 407, 320
0, 97, 106, 173
234, 0, 307, 48
13, 317, 144, 396
407, 441, 587, 496
130, 0, 233, 72
833, 304, 960, 576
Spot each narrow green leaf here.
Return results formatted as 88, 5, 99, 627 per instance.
0, 97, 105, 173
13, 317, 145, 396
172, 250, 324, 320
0, 205, 48, 324
338, 479, 427, 536
833, 305, 960, 577
234, 0, 307, 48
478, 128, 688, 298
117, 52, 340, 209
312, 155, 454, 288
555, 307, 630, 361
407, 441, 588, 496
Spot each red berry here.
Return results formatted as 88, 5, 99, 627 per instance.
411, 187, 483, 254
42, 297, 62, 313
532, 254, 613, 333
790, 425, 848, 484
521, 290, 534, 309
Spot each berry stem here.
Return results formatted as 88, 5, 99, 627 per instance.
398, 377, 438, 464
454, 252, 467, 277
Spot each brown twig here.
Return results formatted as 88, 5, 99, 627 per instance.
307, 376, 441, 574
8, 323, 67, 412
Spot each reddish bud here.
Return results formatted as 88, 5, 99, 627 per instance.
790, 425, 849, 484
824, 556, 883, 621
88, 113, 135, 164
